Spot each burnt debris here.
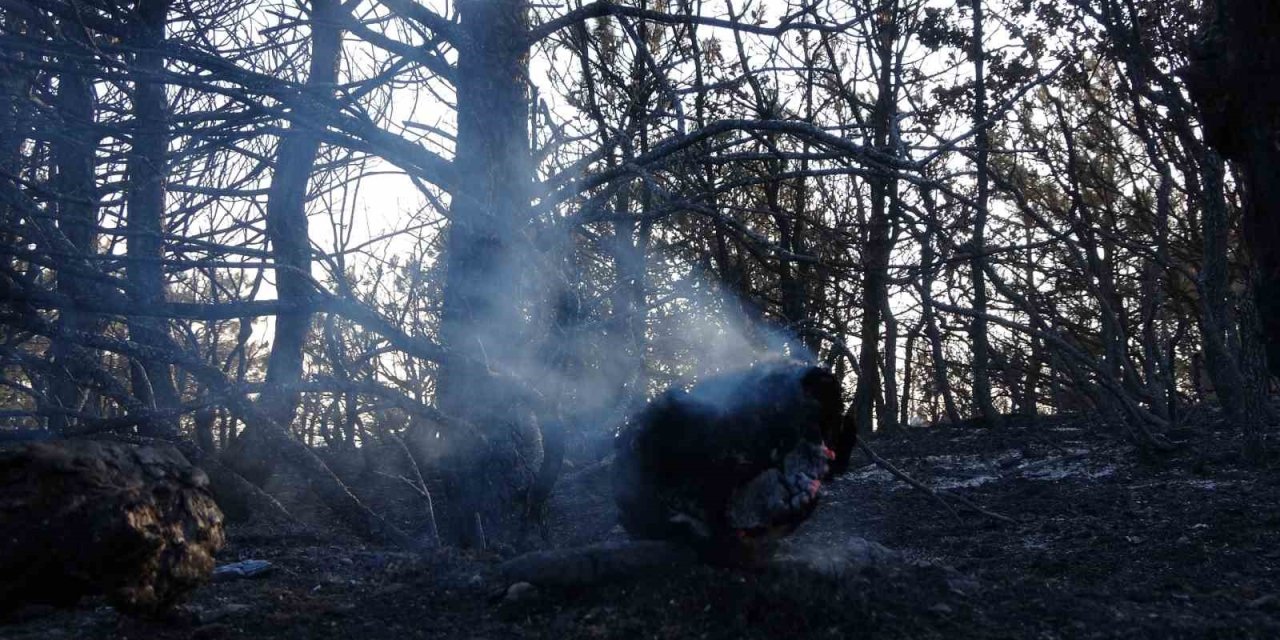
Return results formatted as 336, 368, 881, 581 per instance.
613, 360, 846, 566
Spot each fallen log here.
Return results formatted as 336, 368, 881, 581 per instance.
0, 440, 225, 614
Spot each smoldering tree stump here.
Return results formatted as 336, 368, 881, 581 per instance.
614, 361, 843, 566
0, 440, 225, 614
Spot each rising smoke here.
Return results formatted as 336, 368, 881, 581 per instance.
440, 215, 818, 437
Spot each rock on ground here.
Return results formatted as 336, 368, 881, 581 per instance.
0, 440, 225, 614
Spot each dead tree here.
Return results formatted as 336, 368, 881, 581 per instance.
46, 13, 100, 435
124, 0, 180, 437
258, 0, 343, 427
1184, 0, 1280, 381
967, 0, 998, 426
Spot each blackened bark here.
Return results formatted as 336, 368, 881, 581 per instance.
968, 0, 998, 426
258, 0, 342, 426
125, 0, 180, 437
434, 0, 540, 546
610, 44, 651, 405
1139, 165, 1173, 420
1184, 0, 1280, 379
847, 0, 895, 461
435, 0, 532, 421
899, 319, 923, 426
880, 232, 899, 432
919, 187, 961, 425
611, 214, 650, 402
48, 17, 98, 434
1020, 338, 1041, 417
1197, 151, 1266, 460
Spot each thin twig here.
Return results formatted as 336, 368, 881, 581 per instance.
389, 433, 441, 548
858, 441, 1014, 524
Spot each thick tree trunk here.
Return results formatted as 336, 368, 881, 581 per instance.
1184, 0, 1280, 379
607, 49, 651, 409
225, 0, 343, 494
125, 0, 180, 437
434, 0, 540, 547
611, 214, 650, 403
848, 176, 887, 449
435, 0, 532, 421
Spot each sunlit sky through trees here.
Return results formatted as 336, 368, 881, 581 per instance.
217, 0, 1036, 395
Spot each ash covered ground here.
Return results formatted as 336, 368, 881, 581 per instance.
4, 412, 1280, 639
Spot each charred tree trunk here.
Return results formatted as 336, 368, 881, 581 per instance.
1020, 338, 1041, 417
47, 17, 98, 434
1018, 224, 1040, 417
1184, 0, 1280, 380
434, 0, 540, 547
1197, 151, 1267, 460
880, 213, 901, 433
0, 441, 224, 613
435, 0, 532, 420
1138, 166, 1173, 420
125, 0, 180, 437
846, 1, 897, 464
257, 0, 342, 427
611, 214, 650, 401
899, 319, 923, 426
919, 187, 961, 426
968, 0, 998, 427
610, 38, 652, 407
225, 0, 342, 489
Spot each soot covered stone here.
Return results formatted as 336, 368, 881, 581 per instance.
613, 360, 843, 566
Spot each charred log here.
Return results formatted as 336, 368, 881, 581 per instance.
0, 440, 225, 614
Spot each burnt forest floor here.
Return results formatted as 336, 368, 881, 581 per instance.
4, 410, 1280, 639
